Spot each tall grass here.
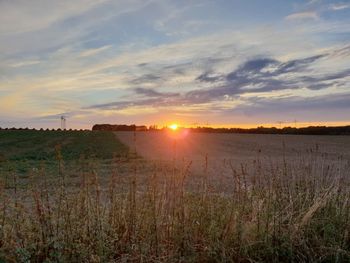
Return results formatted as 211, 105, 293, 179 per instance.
0, 147, 349, 262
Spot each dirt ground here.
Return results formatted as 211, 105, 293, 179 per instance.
115, 131, 350, 189
116, 131, 350, 161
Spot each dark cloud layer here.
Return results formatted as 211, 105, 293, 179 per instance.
133, 87, 179, 98
231, 93, 350, 115
87, 48, 350, 115
196, 71, 223, 82
130, 74, 163, 84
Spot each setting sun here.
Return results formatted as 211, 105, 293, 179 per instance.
169, 124, 178, 130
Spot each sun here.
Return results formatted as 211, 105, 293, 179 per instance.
169, 124, 178, 130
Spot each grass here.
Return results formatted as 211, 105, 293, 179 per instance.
0, 130, 128, 175
0, 130, 349, 262
0, 129, 128, 161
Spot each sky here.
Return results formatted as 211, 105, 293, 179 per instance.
0, 0, 350, 129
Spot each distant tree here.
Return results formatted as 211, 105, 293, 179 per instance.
149, 125, 158, 131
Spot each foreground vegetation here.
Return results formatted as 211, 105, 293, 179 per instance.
0, 131, 349, 262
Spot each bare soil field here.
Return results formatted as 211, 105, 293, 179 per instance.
116, 131, 350, 161
116, 131, 350, 187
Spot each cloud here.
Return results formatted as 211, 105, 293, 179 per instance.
308, 0, 320, 4
36, 110, 84, 120
0, 0, 108, 35
79, 45, 112, 57
32, 41, 349, 123
130, 74, 163, 85
86, 98, 160, 110
330, 3, 350, 11
0, 0, 154, 57
268, 55, 326, 75
86, 87, 181, 111
197, 54, 330, 96
196, 71, 223, 83
226, 58, 278, 81
133, 87, 179, 98
10, 60, 41, 68
285, 11, 319, 21
85, 50, 349, 114
232, 93, 350, 115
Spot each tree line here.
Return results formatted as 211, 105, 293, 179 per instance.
92, 124, 350, 135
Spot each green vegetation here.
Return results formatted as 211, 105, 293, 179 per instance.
0, 130, 128, 175
0, 130, 127, 161
0, 130, 349, 262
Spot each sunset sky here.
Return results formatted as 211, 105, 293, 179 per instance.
1, 0, 350, 129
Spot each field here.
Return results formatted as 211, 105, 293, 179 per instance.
117, 131, 350, 193
0, 130, 127, 171
0, 130, 349, 262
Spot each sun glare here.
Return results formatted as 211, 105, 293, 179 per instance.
169, 124, 178, 130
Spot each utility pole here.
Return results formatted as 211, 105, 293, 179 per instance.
60, 116, 66, 130
277, 121, 284, 129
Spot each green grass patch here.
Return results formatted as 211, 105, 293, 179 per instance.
0, 130, 128, 175
0, 130, 128, 161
